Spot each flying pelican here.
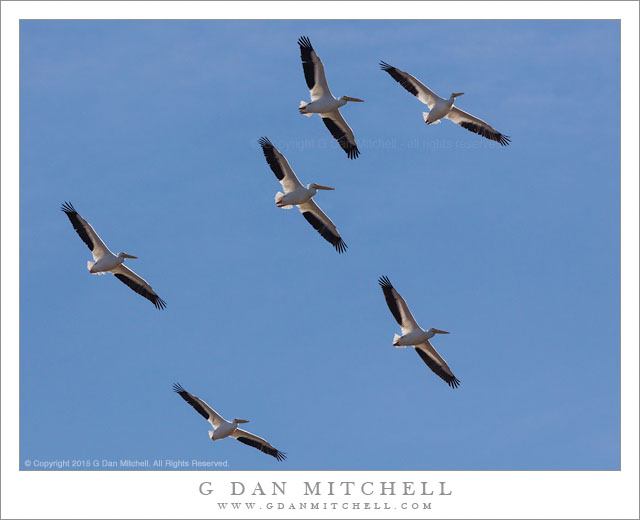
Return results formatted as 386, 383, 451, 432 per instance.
61, 202, 166, 310
380, 61, 510, 146
259, 137, 347, 253
173, 383, 286, 461
378, 276, 460, 388
298, 36, 364, 159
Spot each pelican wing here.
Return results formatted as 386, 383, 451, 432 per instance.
298, 36, 332, 101
321, 110, 360, 160
111, 263, 166, 310
61, 202, 111, 261
173, 383, 224, 428
380, 61, 440, 109
446, 106, 511, 146
258, 137, 303, 194
415, 340, 460, 388
378, 276, 421, 334
231, 428, 287, 462
298, 199, 347, 254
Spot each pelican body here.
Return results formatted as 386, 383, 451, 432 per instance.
424, 93, 464, 125
299, 95, 357, 117
89, 251, 136, 274
209, 418, 248, 441
276, 183, 330, 208
393, 327, 449, 348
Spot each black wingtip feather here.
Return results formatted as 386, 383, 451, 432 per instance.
298, 36, 317, 91
379, 275, 403, 326
378, 275, 393, 289
332, 237, 348, 254
61, 201, 96, 252
60, 201, 76, 214
499, 135, 511, 146
458, 121, 511, 146
379, 61, 420, 98
297, 35, 312, 50
301, 211, 347, 254
448, 377, 461, 389
414, 348, 461, 389
321, 117, 360, 159
259, 137, 286, 181
235, 436, 287, 462
173, 383, 211, 421
113, 273, 166, 310
258, 136, 273, 148
275, 451, 287, 462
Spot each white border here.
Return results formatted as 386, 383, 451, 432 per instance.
2, 2, 638, 519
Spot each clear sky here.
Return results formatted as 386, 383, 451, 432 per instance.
19, 20, 620, 471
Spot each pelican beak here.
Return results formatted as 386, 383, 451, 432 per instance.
313, 184, 335, 190
453, 92, 464, 98
234, 419, 250, 424
121, 253, 138, 259
344, 96, 364, 102
433, 329, 450, 334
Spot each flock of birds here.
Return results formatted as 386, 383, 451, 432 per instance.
61, 37, 509, 461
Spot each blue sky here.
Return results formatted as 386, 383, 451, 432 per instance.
19, 20, 620, 470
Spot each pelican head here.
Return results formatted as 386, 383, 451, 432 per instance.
234, 419, 250, 424
117, 252, 138, 259
428, 328, 450, 335
310, 183, 335, 191
450, 92, 464, 100
339, 96, 365, 106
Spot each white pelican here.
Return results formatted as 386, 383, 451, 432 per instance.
298, 36, 364, 159
380, 61, 510, 146
173, 383, 286, 461
61, 202, 166, 310
259, 137, 347, 253
378, 276, 460, 388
